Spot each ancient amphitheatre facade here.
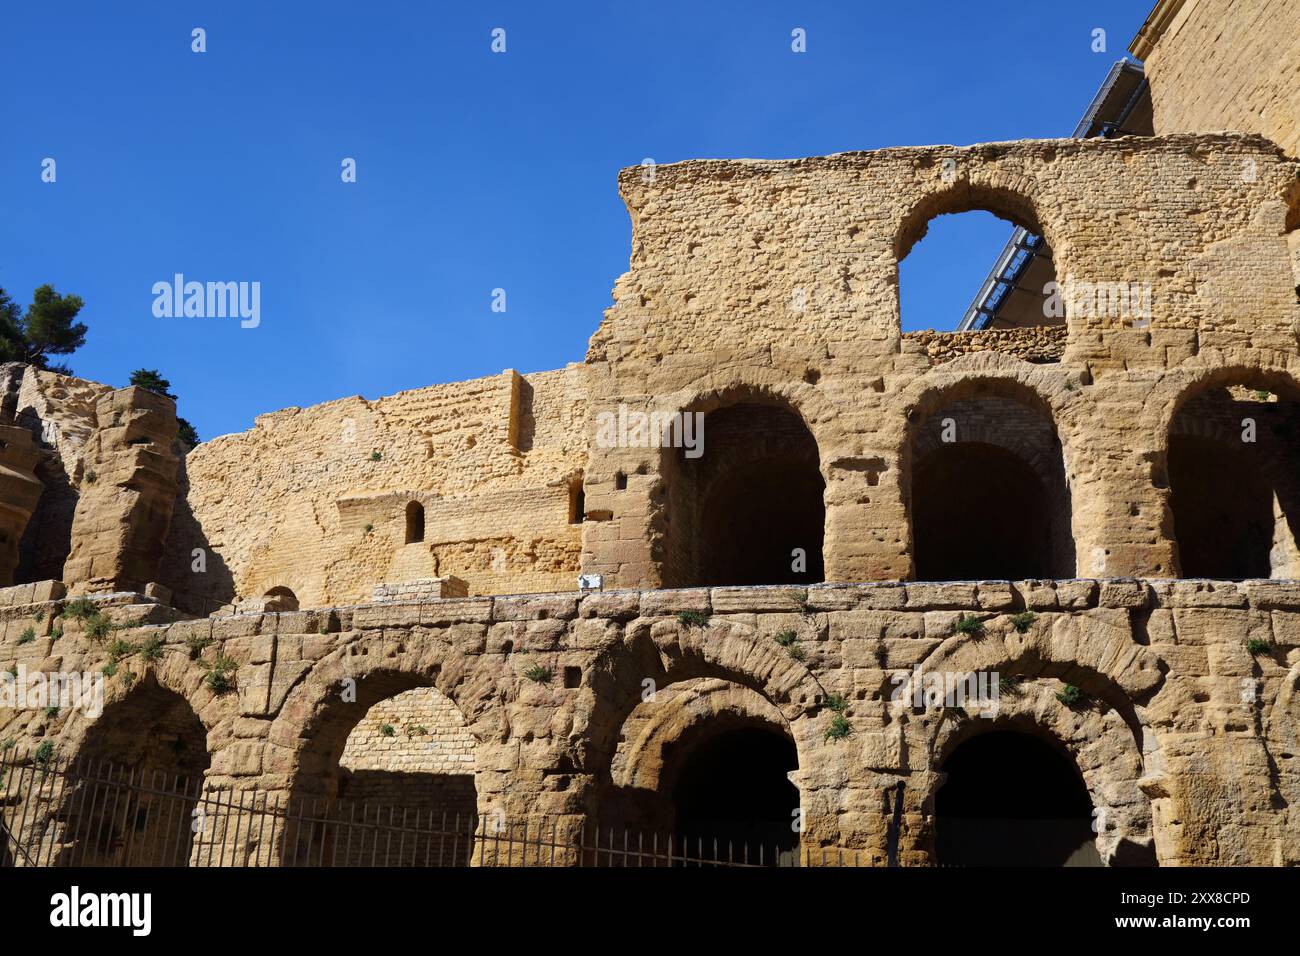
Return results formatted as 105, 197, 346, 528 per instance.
1, 0, 1299, 866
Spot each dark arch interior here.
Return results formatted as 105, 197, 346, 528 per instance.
670, 725, 799, 863
1169, 435, 1274, 578
63, 679, 210, 866
660, 402, 824, 587
405, 501, 425, 544
913, 440, 1062, 580
935, 730, 1098, 867
1168, 386, 1300, 580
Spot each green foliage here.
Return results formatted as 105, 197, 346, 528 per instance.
823, 693, 848, 713
363, 523, 374, 534
129, 368, 175, 398
774, 629, 798, 647
379, 723, 396, 737
102, 661, 119, 678
0, 738, 14, 751
84, 613, 113, 642
824, 714, 852, 741
203, 654, 238, 694
523, 664, 551, 683
1009, 611, 1037, 634
84, 470, 97, 484
107, 639, 137, 663
122, 671, 137, 690
675, 611, 710, 629
1056, 684, 1087, 709
61, 597, 97, 620
185, 634, 214, 657
996, 674, 1023, 696
405, 724, 428, 738
140, 636, 165, 662
786, 644, 807, 662
953, 614, 985, 637
33, 609, 44, 623
370, 451, 382, 461
33, 741, 55, 765
129, 369, 200, 447
51, 625, 63, 640
17, 627, 36, 645
1246, 638, 1272, 655
43, 706, 59, 718
0, 284, 88, 370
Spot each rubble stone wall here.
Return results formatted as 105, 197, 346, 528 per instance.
2, 579, 1297, 866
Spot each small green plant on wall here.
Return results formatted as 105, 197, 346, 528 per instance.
825, 713, 852, 741
676, 611, 709, 629
1246, 638, 1272, 656
1056, 684, 1087, 709
953, 614, 985, 637
380, 724, 396, 738
1008, 612, 1036, 634
523, 664, 551, 683
17, 627, 36, 645
203, 654, 238, 694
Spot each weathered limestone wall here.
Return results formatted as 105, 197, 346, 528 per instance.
2, 579, 1297, 866
160, 365, 588, 612
1132, 0, 1300, 159
580, 134, 1300, 590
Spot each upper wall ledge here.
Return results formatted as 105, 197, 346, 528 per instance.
2, 579, 1298, 641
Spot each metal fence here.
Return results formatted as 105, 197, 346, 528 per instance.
0, 749, 845, 867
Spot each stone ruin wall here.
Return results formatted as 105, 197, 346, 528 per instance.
2, 578, 1299, 866
580, 134, 1300, 590
157, 364, 588, 613
0, 128, 1296, 865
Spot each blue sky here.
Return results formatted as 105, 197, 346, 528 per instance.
0, 1, 1151, 441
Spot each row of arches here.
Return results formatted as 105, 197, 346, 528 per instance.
41, 657, 1152, 867
646, 370, 1300, 586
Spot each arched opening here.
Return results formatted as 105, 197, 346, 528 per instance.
282, 677, 478, 865
671, 725, 799, 863
59, 677, 210, 866
897, 195, 1060, 335
935, 729, 1099, 867
600, 678, 800, 865
658, 399, 824, 588
568, 477, 585, 525
404, 501, 425, 544
1167, 380, 1300, 578
262, 586, 299, 612
909, 388, 1073, 580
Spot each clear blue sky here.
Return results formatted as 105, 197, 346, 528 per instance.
0, 1, 1151, 441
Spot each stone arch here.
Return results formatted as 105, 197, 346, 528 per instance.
268, 636, 497, 864
652, 380, 830, 588
602, 677, 803, 860
894, 179, 1055, 264
1147, 363, 1300, 578
262, 586, 299, 612
895, 363, 1079, 580
896, 618, 1165, 865
893, 179, 1062, 335
52, 671, 214, 866
583, 619, 828, 783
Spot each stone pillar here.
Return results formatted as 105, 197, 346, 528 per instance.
0, 424, 45, 585
63, 387, 181, 593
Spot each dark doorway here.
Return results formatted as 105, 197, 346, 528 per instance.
671, 726, 799, 863
62, 678, 210, 866
661, 402, 824, 587
913, 442, 1056, 580
1169, 435, 1274, 578
935, 730, 1098, 866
